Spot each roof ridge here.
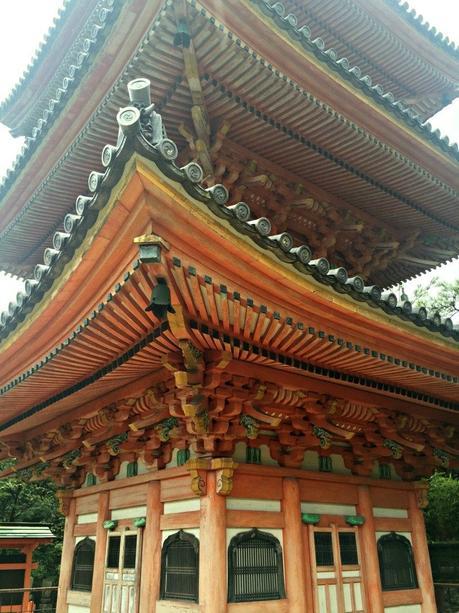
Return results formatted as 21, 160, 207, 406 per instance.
247, 0, 459, 158
384, 0, 459, 58
0, 79, 457, 346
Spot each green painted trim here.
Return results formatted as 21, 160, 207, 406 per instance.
301, 513, 321, 525
103, 520, 118, 531
345, 515, 365, 526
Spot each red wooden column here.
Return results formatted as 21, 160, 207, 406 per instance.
199, 471, 226, 613
282, 478, 308, 611
22, 546, 33, 610
301, 524, 315, 612
56, 497, 76, 612
408, 490, 437, 613
90, 491, 110, 613
139, 481, 162, 612
357, 485, 384, 613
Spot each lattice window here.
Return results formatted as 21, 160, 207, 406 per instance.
378, 532, 418, 590
71, 538, 95, 592
228, 528, 285, 602
379, 463, 391, 480
339, 532, 359, 565
0, 569, 25, 605
314, 531, 334, 566
123, 535, 137, 569
106, 535, 121, 569
319, 455, 332, 472
160, 531, 199, 602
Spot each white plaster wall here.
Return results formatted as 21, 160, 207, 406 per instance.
76, 513, 98, 524
226, 528, 283, 551
259, 444, 278, 466
155, 601, 199, 612
165, 448, 179, 468
330, 454, 352, 475
384, 606, 421, 613
226, 498, 281, 512
111, 505, 146, 520
302, 450, 319, 471
75, 536, 96, 545
373, 508, 408, 518
162, 528, 199, 544
115, 461, 129, 480
137, 458, 150, 475
233, 442, 246, 463
163, 499, 200, 514
301, 502, 357, 515
68, 605, 90, 613
376, 532, 412, 543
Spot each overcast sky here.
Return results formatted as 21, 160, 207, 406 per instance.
0, 0, 457, 311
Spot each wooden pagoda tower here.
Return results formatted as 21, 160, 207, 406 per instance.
0, 1, 457, 612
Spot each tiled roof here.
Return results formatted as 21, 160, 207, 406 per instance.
0, 0, 74, 118
0, 523, 55, 540
0, 81, 457, 345
249, 0, 458, 158
386, 0, 459, 57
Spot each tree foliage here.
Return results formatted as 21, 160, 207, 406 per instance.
0, 476, 64, 585
424, 472, 459, 542
411, 276, 459, 319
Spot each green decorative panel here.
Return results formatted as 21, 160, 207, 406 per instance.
86, 473, 96, 486
379, 463, 391, 480
345, 515, 365, 526
177, 448, 191, 466
246, 447, 261, 464
127, 461, 138, 477
301, 513, 321, 525
319, 456, 332, 472
103, 520, 118, 531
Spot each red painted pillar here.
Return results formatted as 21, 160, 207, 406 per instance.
357, 485, 384, 613
199, 471, 227, 613
139, 481, 162, 612
282, 478, 308, 611
408, 490, 437, 612
56, 497, 76, 612
90, 492, 110, 613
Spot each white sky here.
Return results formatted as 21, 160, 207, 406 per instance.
0, 0, 458, 311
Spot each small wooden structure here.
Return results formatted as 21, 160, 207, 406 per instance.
0, 523, 54, 612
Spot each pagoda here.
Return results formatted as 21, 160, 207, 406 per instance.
0, 1, 457, 612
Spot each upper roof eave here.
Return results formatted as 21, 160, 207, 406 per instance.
238, 0, 459, 162
1, 104, 457, 363
0, 0, 99, 134
384, 0, 459, 59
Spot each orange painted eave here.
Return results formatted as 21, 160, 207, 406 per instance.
0, 161, 457, 394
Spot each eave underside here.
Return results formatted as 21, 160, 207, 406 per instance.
284, 0, 458, 120
0, 261, 457, 485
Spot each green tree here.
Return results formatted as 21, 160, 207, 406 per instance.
0, 476, 64, 584
424, 472, 459, 542
411, 276, 459, 319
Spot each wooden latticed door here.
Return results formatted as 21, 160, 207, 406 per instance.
102, 531, 141, 613
309, 525, 365, 613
